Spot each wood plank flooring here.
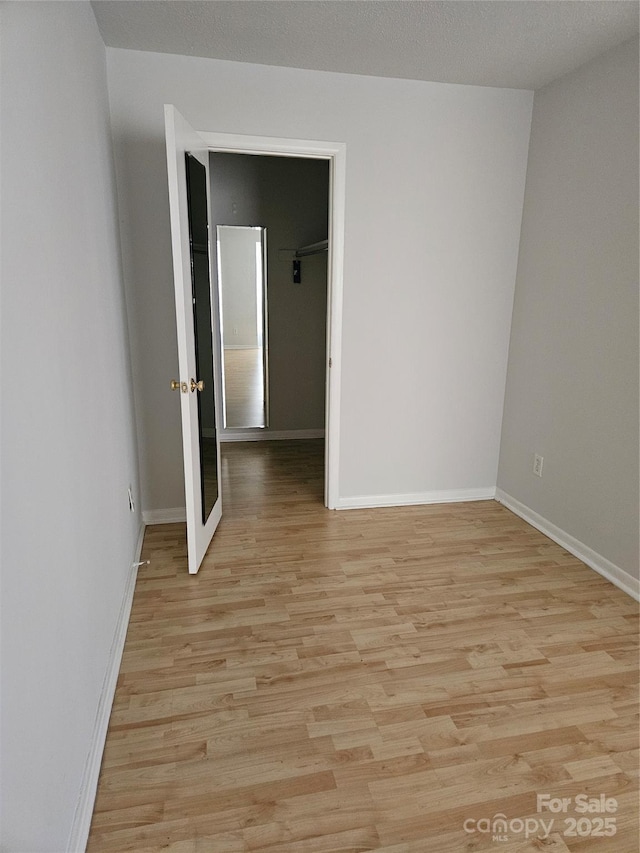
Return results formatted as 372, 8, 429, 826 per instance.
88, 440, 639, 852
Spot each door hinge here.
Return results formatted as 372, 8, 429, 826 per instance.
329, 357, 332, 368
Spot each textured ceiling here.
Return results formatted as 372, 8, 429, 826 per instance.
91, 0, 639, 90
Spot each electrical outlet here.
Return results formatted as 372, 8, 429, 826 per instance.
127, 486, 135, 512
533, 455, 544, 478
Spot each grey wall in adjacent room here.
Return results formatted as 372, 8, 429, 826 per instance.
498, 37, 639, 578
0, 3, 141, 850
211, 153, 329, 433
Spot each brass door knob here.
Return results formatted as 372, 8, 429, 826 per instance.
170, 380, 188, 393
190, 378, 204, 392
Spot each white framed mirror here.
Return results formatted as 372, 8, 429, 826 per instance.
216, 225, 269, 429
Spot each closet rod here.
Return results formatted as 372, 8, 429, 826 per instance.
295, 239, 328, 258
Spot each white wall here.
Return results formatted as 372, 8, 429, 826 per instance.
106, 47, 533, 512
0, 4, 141, 851
498, 38, 639, 581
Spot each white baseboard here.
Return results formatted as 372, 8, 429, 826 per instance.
67, 523, 145, 852
220, 429, 325, 442
142, 507, 187, 524
495, 489, 639, 602
336, 487, 496, 511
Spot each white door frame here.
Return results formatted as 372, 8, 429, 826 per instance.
198, 130, 345, 510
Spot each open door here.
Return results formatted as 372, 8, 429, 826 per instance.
165, 104, 221, 574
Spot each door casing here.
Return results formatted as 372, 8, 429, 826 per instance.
199, 131, 346, 510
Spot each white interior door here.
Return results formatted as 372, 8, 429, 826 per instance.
164, 104, 222, 574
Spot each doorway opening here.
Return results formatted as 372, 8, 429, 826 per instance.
197, 130, 345, 510
165, 110, 344, 573
209, 153, 328, 444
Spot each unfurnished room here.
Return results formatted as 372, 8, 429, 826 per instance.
1, 2, 638, 851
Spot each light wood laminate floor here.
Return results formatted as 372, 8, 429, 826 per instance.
88, 441, 639, 852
